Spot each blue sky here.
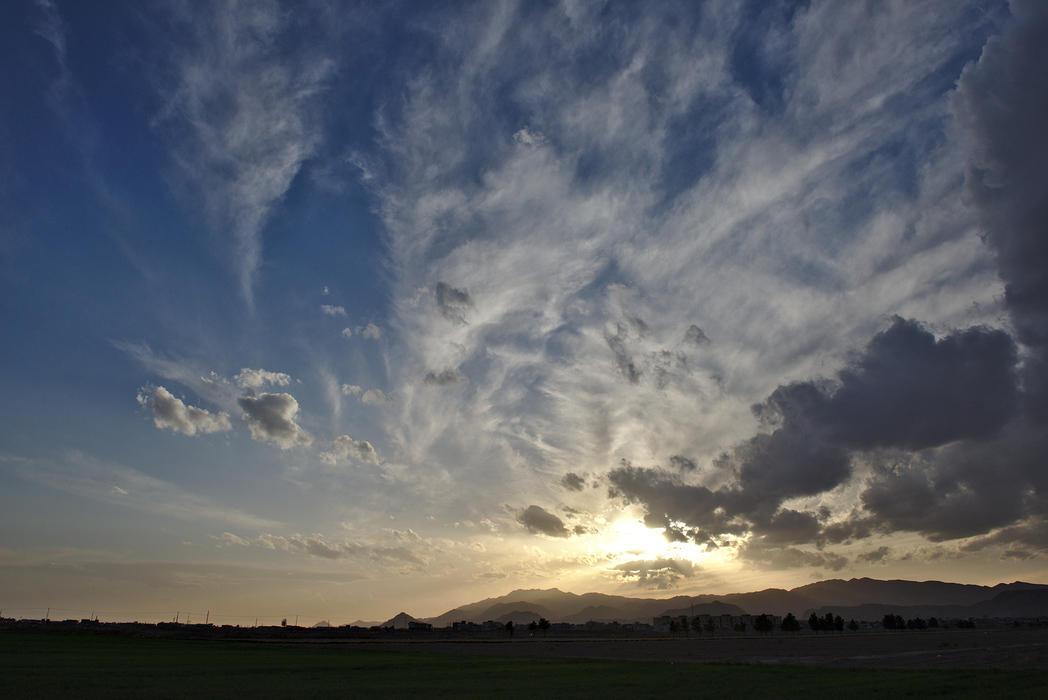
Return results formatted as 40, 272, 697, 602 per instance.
2, 0, 1047, 624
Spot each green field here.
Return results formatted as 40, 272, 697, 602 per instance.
1, 631, 1045, 699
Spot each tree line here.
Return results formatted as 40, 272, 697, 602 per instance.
666, 611, 974, 636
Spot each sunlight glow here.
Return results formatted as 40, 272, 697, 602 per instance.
604, 520, 679, 558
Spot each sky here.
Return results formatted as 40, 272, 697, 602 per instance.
2, 0, 1047, 626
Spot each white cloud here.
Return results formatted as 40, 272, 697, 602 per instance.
341, 384, 362, 395
137, 385, 231, 436
361, 389, 394, 406
321, 304, 346, 316
234, 368, 291, 389
341, 327, 353, 338
361, 323, 382, 339
319, 435, 379, 465
237, 392, 312, 449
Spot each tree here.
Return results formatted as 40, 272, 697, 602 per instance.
668, 619, 679, 635
808, 612, 820, 633
834, 615, 844, 633
733, 621, 747, 634
847, 619, 859, 631
527, 620, 538, 632
538, 618, 550, 636
704, 618, 717, 636
824, 613, 835, 632
281, 618, 287, 628
505, 620, 514, 637
753, 614, 774, 636
780, 612, 800, 634
691, 616, 703, 636
928, 617, 939, 629
882, 614, 905, 630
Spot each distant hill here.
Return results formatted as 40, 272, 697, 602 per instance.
809, 588, 1048, 622
660, 600, 749, 618
421, 579, 1048, 625
477, 601, 556, 621
380, 612, 420, 629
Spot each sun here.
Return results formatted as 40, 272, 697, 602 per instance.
603, 520, 678, 558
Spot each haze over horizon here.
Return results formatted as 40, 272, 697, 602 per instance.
2, 0, 1048, 625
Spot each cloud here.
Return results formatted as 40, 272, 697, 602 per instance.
683, 325, 710, 346
953, 0, 1048, 421
154, 0, 336, 303
321, 304, 346, 316
361, 389, 394, 405
609, 316, 1024, 544
612, 557, 695, 589
435, 282, 473, 323
247, 531, 429, 570
668, 455, 697, 472
220, 532, 251, 547
0, 451, 277, 529
424, 367, 467, 386
514, 505, 571, 538
137, 385, 231, 436
737, 542, 848, 572
856, 546, 891, 563
319, 435, 379, 465
361, 323, 382, 339
604, 325, 641, 384
237, 392, 312, 449
234, 368, 291, 389
359, 0, 1025, 571
341, 327, 353, 338
560, 472, 585, 491
341, 384, 362, 395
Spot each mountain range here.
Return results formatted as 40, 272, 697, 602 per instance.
376, 578, 1048, 627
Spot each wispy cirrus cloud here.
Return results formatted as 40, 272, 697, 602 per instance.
153, 0, 337, 304
0, 451, 278, 530
368, 1, 1006, 559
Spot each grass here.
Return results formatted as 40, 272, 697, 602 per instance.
1, 631, 1045, 699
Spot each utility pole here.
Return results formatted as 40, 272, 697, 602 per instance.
205, 611, 209, 625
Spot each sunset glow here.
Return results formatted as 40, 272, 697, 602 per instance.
2, 0, 1047, 624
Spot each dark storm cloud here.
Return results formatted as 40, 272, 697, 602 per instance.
817, 318, 1020, 451
606, 461, 743, 537
748, 508, 823, 546
737, 542, 848, 572
954, 0, 1048, 421
515, 505, 571, 538
858, 428, 1048, 544
856, 546, 892, 563
668, 455, 697, 472
423, 367, 467, 386
435, 282, 474, 324
608, 317, 1027, 551
560, 472, 586, 491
